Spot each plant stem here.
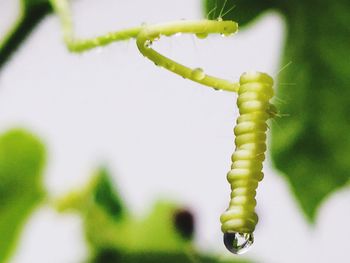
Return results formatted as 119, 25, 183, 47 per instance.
50, 0, 240, 92
0, 1, 52, 70
136, 20, 239, 92
49, 0, 142, 52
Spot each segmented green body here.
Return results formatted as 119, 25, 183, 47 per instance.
220, 72, 274, 234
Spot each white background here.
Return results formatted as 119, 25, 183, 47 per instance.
0, 0, 349, 262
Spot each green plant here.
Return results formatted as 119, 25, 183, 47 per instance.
0, 0, 277, 259
0, 129, 251, 263
55, 168, 249, 263
0, 0, 52, 69
49, 0, 276, 254
1, 0, 350, 261
0, 129, 45, 263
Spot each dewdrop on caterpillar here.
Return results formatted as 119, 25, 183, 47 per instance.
220, 72, 274, 254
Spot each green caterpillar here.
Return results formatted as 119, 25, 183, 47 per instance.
221, 72, 274, 253
49, 0, 276, 254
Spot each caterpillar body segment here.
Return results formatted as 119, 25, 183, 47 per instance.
221, 72, 274, 235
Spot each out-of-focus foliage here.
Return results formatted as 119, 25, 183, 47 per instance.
0, 129, 46, 263
0, 0, 52, 69
93, 169, 127, 221
92, 251, 249, 263
204, 0, 350, 221
56, 168, 250, 263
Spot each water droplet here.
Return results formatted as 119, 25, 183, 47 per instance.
152, 35, 160, 41
191, 68, 205, 81
148, 31, 161, 41
217, 17, 223, 22
144, 40, 152, 48
195, 33, 208, 39
221, 32, 233, 37
223, 232, 254, 255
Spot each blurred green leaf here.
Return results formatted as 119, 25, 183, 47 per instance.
92, 250, 250, 263
93, 168, 127, 221
23, 0, 50, 6
204, 0, 275, 25
57, 169, 191, 253
204, 0, 350, 221
57, 169, 251, 263
0, 129, 46, 262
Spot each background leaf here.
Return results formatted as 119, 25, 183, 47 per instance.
203, 0, 350, 221
56, 169, 193, 253
204, 0, 275, 25
92, 250, 250, 263
56, 168, 251, 263
93, 168, 127, 221
0, 129, 46, 262
0, 0, 52, 70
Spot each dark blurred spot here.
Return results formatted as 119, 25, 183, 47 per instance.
93, 248, 122, 263
173, 209, 194, 240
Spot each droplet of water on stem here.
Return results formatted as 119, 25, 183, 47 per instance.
191, 68, 205, 81
152, 35, 160, 42
144, 40, 152, 48
221, 32, 233, 37
195, 33, 208, 39
223, 232, 254, 255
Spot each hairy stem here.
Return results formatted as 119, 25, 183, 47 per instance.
49, 0, 142, 52
50, 0, 240, 92
136, 20, 239, 92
